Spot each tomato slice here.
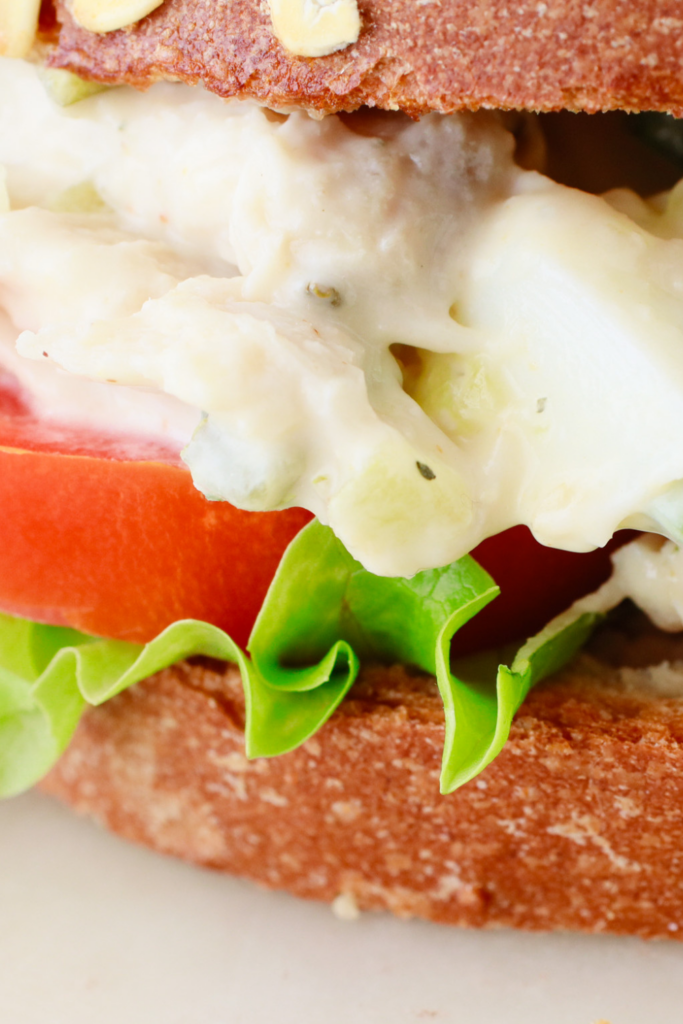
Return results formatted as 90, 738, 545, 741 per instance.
455, 526, 619, 657
0, 374, 618, 653
0, 376, 311, 647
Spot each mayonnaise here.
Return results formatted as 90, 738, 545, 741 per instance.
4, 58, 683, 579
0, 311, 198, 447
567, 534, 683, 636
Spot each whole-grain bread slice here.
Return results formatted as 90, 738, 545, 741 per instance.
47, 0, 683, 117
40, 614, 683, 940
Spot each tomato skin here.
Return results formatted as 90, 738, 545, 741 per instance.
0, 403, 311, 647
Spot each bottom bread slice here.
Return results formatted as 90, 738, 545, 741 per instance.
40, 616, 683, 939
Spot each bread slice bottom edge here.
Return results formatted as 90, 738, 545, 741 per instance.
39, 619, 683, 940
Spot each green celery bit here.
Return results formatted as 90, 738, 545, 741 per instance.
0, 521, 603, 798
37, 68, 110, 108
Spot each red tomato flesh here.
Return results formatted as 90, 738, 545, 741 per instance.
0, 376, 311, 647
0, 375, 618, 652
455, 526, 620, 657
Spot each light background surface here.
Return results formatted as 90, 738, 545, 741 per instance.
0, 790, 680, 1023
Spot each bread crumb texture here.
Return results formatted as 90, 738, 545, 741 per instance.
41, 622, 683, 939
47, 0, 683, 116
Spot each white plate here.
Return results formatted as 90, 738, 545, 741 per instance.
0, 790, 681, 1023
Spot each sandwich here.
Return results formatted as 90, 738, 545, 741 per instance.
2, 0, 683, 940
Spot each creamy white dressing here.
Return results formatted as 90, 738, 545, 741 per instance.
611, 536, 683, 631
571, 534, 683, 634
4, 59, 683, 584
0, 310, 198, 445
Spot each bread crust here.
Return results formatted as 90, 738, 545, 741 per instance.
48, 0, 683, 116
40, 619, 683, 939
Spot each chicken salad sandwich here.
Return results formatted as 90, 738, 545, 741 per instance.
2, 0, 683, 938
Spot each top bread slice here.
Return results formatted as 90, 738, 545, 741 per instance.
48, 0, 683, 116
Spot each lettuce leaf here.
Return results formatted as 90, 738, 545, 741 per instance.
0, 520, 603, 798
444, 606, 601, 791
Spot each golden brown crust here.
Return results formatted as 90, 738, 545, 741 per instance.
41, 620, 683, 939
47, 0, 683, 116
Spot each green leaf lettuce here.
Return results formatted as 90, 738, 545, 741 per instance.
0, 520, 603, 798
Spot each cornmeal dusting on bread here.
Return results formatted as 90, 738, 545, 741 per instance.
331, 892, 361, 920
547, 814, 643, 873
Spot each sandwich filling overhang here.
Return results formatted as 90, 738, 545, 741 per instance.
3, 58, 683, 587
